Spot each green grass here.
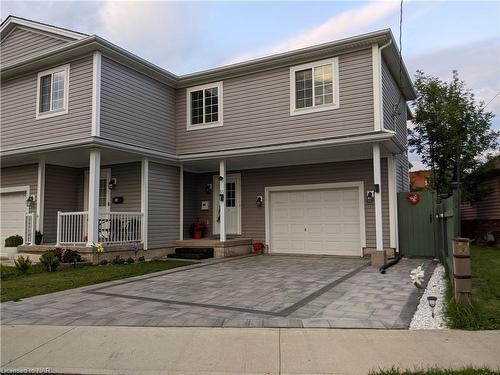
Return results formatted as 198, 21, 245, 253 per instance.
371, 368, 498, 375
0, 260, 193, 302
445, 245, 500, 330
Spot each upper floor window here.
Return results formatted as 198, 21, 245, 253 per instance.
186, 81, 223, 130
36, 64, 70, 119
290, 57, 339, 116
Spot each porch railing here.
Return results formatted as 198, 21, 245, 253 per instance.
24, 212, 36, 245
56, 211, 143, 245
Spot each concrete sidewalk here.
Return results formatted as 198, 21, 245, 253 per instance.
1, 326, 499, 374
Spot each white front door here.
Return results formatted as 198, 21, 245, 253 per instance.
84, 168, 111, 213
213, 174, 241, 235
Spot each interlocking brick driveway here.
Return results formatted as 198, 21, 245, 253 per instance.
1, 255, 432, 328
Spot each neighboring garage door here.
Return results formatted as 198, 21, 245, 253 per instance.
269, 185, 363, 256
0, 191, 26, 248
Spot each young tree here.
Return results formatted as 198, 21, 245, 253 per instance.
409, 70, 499, 196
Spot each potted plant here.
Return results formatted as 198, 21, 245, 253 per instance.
190, 220, 207, 239
253, 242, 266, 255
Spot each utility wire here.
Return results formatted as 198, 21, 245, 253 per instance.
484, 91, 500, 109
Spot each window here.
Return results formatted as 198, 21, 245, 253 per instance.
186, 82, 223, 130
36, 64, 69, 119
290, 58, 339, 115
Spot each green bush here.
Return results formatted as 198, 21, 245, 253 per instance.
5, 235, 23, 247
99, 259, 109, 266
126, 257, 135, 264
52, 248, 64, 261
138, 256, 145, 262
62, 249, 82, 263
39, 251, 60, 272
35, 231, 43, 245
112, 255, 125, 265
14, 256, 32, 274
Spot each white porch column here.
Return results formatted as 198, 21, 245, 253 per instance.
219, 159, 226, 242
36, 160, 45, 232
179, 164, 184, 241
141, 158, 149, 250
87, 149, 101, 246
373, 143, 384, 251
387, 155, 398, 251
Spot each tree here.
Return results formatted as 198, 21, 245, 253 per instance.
409, 70, 499, 196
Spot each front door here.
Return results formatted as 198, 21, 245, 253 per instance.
84, 168, 111, 213
213, 174, 241, 235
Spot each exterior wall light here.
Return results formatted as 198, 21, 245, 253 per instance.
256, 195, 263, 207
366, 191, 374, 204
108, 178, 117, 190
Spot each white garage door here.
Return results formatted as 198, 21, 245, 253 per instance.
269, 186, 362, 256
1, 192, 26, 248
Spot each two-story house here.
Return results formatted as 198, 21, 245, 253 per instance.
0, 16, 414, 264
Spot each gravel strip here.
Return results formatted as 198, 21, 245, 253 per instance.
409, 263, 448, 330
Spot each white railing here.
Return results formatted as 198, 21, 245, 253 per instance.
98, 212, 143, 244
56, 211, 143, 245
24, 213, 36, 245
57, 211, 88, 245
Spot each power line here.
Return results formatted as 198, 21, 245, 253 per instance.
484, 91, 500, 109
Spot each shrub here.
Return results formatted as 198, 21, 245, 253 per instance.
39, 251, 60, 272
5, 235, 23, 247
52, 248, 64, 261
35, 231, 43, 245
126, 257, 135, 264
138, 256, 145, 262
112, 255, 125, 265
99, 259, 109, 266
62, 249, 82, 263
14, 256, 32, 274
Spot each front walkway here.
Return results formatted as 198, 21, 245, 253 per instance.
2, 326, 499, 374
1, 255, 432, 328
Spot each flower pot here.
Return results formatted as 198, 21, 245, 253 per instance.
193, 230, 203, 239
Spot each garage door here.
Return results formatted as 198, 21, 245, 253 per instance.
269, 186, 362, 256
1, 192, 26, 248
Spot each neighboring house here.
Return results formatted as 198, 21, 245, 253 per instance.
0, 16, 415, 260
461, 158, 500, 244
410, 170, 431, 190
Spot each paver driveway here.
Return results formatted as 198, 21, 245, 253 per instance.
1, 255, 432, 328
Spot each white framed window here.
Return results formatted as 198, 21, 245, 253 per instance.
290, 57, 339, 116
36, 64, 70, 120
186, 81, 223, 130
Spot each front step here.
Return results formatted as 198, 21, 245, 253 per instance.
167, 247, 214, 260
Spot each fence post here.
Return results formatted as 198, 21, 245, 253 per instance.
453, 238, 472, 304
56, 211, 62, 246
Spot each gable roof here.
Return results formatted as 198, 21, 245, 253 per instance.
0, 15, 87, 41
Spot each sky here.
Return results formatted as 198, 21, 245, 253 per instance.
2, 0, 499, 170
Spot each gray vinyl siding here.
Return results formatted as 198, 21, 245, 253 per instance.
1, 56, 93, 151
0, 27, 71, 66
43, 165, 81, 243
184, 159, 390, 248
396, 154, 410, 192
382, 59, 407, 147
108, 163, 142, 212
0, 164, 38, 214
100, 57, 176, 154
176, 48, 374, 154
148, 162, 179, 248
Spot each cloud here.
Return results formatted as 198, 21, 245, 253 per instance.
226, 0, 400, 64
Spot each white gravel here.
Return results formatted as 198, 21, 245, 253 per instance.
409, 263, 448, 330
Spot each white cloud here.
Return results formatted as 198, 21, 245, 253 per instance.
226, 0, 400, 64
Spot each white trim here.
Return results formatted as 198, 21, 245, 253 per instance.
86, 149, 101, 246
141, 158, 149, 250
264, 182, 366, 256
212, 173, 241, 236
186, 81, 223, 131
0, 17, 87, 41
35, 63, 70, 120
219, 160, 226, 242
0, 185, 30, 195
36, 160, 45, 232
179, 164, 184, 241
372, 43, 383, 131
91, 51, 102, 137
388, 155, 398, 251
290, 57, 340, 116
373, 143, 384, 250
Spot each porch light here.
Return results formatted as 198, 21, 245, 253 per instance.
427, 296, 437, 318
218, 175, 224, 181
108, 178, 117, 190
366, 191, 374, 204
256, 195, 263, 207
25, 195, 36, 207
205, 184, 212, 194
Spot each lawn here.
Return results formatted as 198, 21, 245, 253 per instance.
371, 368, 497, 375
0, 260, 193, 302
445, 245, 500, 330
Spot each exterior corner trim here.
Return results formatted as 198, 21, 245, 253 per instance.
91, 51, 102, 137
